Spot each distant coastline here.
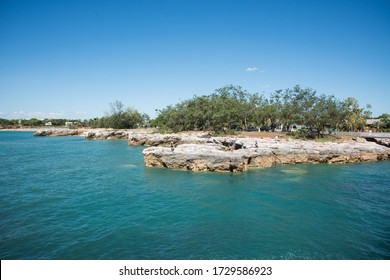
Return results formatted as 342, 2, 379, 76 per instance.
0, 128, 39, 132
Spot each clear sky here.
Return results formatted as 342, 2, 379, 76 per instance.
1, 0, 389, 120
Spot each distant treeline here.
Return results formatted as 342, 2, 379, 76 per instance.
0, 100, 149, 130
0, 118, 82, 127
1, 85, 390, 136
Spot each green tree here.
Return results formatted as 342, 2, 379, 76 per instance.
0, 118, 11, 127
304, 94, 342, 137
341, 98, 371, 131
154, 85, 375, 137
89, 101, 149, 129
104, 101, 146, 129
378, 114, 390, 131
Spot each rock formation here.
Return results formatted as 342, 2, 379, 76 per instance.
33, 129, 390, 172
84, 130, 129, 140
139, 134, 390, 172
33, 128, 130, 139
128, 132, 209, 146
33, 128, 82, 137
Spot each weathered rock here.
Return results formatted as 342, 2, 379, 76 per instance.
34, 128, 131, 139
142, 136, 390, 172
128, 133, 210, 146
353, 137, 368, 143
143, 143, 245, 172
84, 128, 159, 140
84, 130, 129, 140
33, 128, 81, 136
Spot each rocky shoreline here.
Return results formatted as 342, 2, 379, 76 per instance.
31, 128, 390, 172
32, 128, 158, 139
134, 133, 390, 172
33, 128, 131, 139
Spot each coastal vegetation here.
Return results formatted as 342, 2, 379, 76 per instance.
2, 85, 389, 137
154, 85, 374, 137
88, 101, 149, 129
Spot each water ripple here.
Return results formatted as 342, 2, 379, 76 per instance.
1, 132, 389, 259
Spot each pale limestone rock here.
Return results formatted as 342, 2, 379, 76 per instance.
139, 134, 390, 172
34, 128, 80, 136
128, 133, 210, 146
84, 130, 129, 140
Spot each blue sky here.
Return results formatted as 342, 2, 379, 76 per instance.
1, 0, 389, 119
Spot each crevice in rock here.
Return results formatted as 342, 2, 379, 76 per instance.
366, 137, 390, 148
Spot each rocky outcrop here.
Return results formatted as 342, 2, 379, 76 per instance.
33, 128, 82, 136
84, 128, 159, 140
33, 129, 390, 172
84, 130, 129, 140
143, 144, 246, 172
128, 132, 210, 146
33, 128, 130, 139
142, 136, 390, 172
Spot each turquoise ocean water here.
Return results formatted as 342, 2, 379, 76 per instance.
0, 131, 389, 260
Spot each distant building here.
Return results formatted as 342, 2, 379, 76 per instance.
366, 119, 381, 126
365, 118, 381, 132
45, 122, 52, 126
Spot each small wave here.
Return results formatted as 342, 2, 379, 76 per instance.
281, 169, 308, 175
120, 164, 138, 168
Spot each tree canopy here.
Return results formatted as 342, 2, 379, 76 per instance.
154, 85, 373, 137
89, 100, 149, 129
